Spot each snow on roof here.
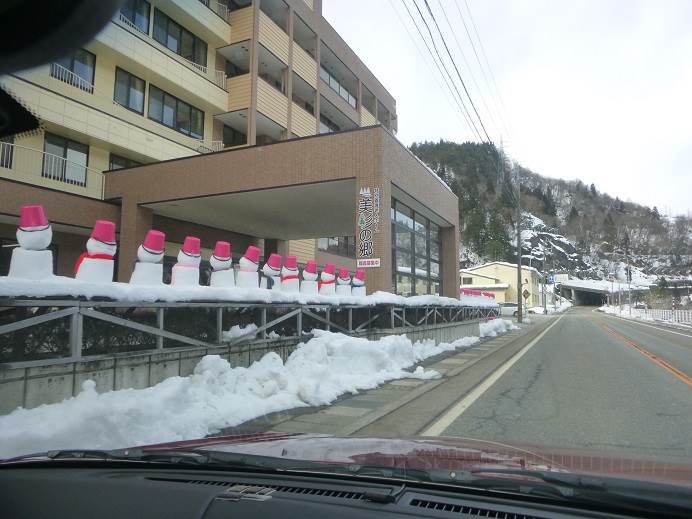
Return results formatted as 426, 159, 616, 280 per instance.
459, 283, 509, 290
467, 261, 541, 275
459, 269, 499, 281
559, 278, 650, 292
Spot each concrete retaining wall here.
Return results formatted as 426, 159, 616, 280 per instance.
0, 320, 481, 414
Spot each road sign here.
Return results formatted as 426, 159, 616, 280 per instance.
523, 289, 530, 300
548, 274, 555, 284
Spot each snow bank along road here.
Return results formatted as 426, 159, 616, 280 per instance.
0, 319, 515, 458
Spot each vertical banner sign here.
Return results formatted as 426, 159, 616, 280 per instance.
357, 187, 381, 267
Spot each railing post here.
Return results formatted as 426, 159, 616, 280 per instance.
156, 308, 164, 349
297, 307, 303, 339
348, 308, 353, 332
261, 307, 267, 339
326, 308, 331, 331
69, 309, 83, 360
216, 307, 223, 344
390, 307, 395, 329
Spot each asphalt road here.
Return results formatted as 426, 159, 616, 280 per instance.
434, 307, 692, 459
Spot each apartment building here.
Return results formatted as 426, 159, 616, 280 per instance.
0, 1, 457, 297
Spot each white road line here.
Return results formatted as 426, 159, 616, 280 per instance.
606, 315, 692, 339
421, 314, 565, 437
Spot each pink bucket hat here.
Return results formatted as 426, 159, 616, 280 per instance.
19, 204, 49, 231
213, 241, 231, 260
355, 268, 366, 281
284, 255, 297, 269
91, 220, 116, 245
265, 253, 282, 270
243, 245, 261, 264
181, 236, 201, 257
304, 260, 317, 274
323, 263, 336, 275
142, 230, 165, 254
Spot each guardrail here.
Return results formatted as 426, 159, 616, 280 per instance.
0, 299, 499, 367
626, 308, 692, 324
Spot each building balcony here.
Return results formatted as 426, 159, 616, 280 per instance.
292, 43, 317, 88
2, 71, 221, 161
0, 140, 104, 199
230, 6, 253, 44
106, 15, 227, 97
360, 105, 376, 127
227, 73, 251, 111
167, 0, 231, 45
291, 102, 316, 137
258, 10, 289, 65
257, 76, 288, 129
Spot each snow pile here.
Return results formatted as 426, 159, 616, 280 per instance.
479, 318, 518, 337
0, 329, 504, 458
529, 299, 572, 315
0, 277, 496, 308
223, 323, 258, 341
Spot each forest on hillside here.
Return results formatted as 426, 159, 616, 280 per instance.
409, 140, 692, 278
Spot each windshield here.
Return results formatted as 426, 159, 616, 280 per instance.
0, 0, 691, 506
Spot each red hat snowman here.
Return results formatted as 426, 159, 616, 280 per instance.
74, 220, 117, 283
336, 266, 352, 296
8, 204, 55, 279
281, 255, 300, 292
236, 245, 261, 288
130, 229, 166, 285
318, 263, 336, 296
352, 268, 366, 296
300, 259, 319, 295
210, 240, 235, 287
171, 236, 201, 286
260, 253, 282, 291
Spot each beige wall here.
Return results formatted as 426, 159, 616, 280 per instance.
469, 264, 541, 306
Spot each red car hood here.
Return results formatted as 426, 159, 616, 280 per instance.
140, 432, 692, 487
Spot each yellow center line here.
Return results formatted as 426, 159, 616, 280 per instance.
599, 322, 692, 388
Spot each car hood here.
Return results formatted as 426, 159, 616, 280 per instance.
140, 432, 692, 487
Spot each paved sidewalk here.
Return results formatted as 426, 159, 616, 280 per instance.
216, 317, 546, 437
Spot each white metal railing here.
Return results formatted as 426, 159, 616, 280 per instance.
0, 141, 104, 197
611, 307, 692, 325
49, 62, 94, 94
199, 0, 230, 22
214, 69, 226, 89
195, 140, 225, 153
115, 12, 227, 91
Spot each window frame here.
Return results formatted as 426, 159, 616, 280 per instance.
152, 8, 207, 68
41, 132, 89, 186
109, 153, 141, 171
147, 85, 205, 139
114, 67, 146, 115
120, 0, 151, 34
51, 48, 96, 93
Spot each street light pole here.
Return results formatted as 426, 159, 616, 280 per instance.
515, 164, 523, 324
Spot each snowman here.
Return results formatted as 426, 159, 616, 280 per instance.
74, 220, 117, 283
300, 259, 319, 295
260, 253, 282, 291
236, 245, 260, 288
281, 255, 300, 292
318, 263, 336, 296
171, 236, 201, 286
130, 229, 166, 285
8, 204, 55, 280
209, 240, 235, 287
336, 267, 352, 296
352, 268, 366, 296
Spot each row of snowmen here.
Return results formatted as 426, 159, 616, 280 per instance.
7, 205, 366, 296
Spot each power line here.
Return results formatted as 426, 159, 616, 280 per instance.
434, 0, 501, 141
407, 0, 483, 141
421, 0, 493, 143
452, 0, 510, 138
387, 0, 473, 133
462, 0, 513, 137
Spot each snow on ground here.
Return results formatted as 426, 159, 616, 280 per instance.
529, 299, 573, 315
0, 323, 516, 458
0, 276, 496, 308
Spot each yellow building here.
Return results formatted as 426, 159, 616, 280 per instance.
461, 261, 541, 306
0, 0, 397, 269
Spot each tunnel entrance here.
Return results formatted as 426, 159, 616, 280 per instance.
574, 290, 606, 306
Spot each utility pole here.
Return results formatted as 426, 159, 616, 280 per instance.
515, 161, 523, 324
625, 229, 632, 316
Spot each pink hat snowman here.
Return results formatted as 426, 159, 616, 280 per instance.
336, 266, 352, 295
261, 253, 282, 290
236, 245, 261, 288
75, 219, 117, 282
281, 255, 300, 292
352, 268, 366, 296
130, 229, 166, 285
16, 204, 52, 250
319, 262, 337, 295
171, 235, 202, 286
300, 259, 319, 294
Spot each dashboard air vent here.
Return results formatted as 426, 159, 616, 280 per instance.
409, 498, 546, 519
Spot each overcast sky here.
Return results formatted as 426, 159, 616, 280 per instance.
322, 0, 692, 216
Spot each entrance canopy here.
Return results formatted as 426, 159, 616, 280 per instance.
143, 179, 356, 239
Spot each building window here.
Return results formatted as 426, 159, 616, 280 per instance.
153, 9, 207, 68
223, 125, 247, 147
318, 236, 355, 258
462, 277, 473, 285
114, 67, 145, 114
319, 114, 339, 134
319, 66, 357, 109
50, 49, 96, 93
109, 153, 141, 170
42, 133, 89, 186
0, 136, 13, 169
391, 198, 442, 296
120, 0, 150, 34
148, 85, 205, 139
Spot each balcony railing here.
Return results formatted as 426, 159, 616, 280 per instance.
0, 141, 104, 198
198, 0, 230, 22
116, 12, 227, 90
49, 62, 94, 94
